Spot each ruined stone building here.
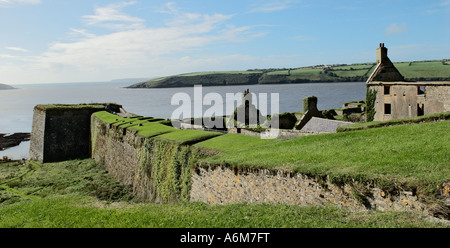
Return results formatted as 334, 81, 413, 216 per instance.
366, 43, 450, 121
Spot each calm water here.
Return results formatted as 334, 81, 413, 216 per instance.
0, 81, 366, 159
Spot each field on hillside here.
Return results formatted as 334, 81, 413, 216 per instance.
129, 60, 450, 88
396, 61, 450, 80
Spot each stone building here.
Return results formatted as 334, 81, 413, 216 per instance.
366, 43, 450, 121
29, 103, 124, 162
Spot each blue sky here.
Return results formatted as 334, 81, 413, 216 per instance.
1, 0, 449, 84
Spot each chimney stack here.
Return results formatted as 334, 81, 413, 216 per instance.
376, 43, 388, 65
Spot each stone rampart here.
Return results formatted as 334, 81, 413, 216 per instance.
90, 112, 443, 218
190, 166, 430, 215
91, 114, 198, 203
30, 104, 121, 162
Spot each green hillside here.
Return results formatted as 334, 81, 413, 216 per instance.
128, 60, 450, 88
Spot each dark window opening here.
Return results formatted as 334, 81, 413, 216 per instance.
417, 86, 425, 95
384, 104, 392, 115
384, 85, 391, 95
417, 104, 424, 116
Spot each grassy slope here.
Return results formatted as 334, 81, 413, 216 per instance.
337, 111, 450, 132
194, 133, 282, 153
154, 129, 223, 145
396, 61, 450, 79
0, 160, 446, 228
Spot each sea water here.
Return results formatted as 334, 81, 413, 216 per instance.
0, 81, 366, 159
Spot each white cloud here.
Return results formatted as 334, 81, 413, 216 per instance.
0, 0, 41, 7
2, 2, 268, 83
157, 2, 179, 15
39, 15, 250, 68
69, 28, 97, 38
82, 1, 145, 30
250, 0, 301, 13
5, 46, 29, 52
385, 23, 408, 35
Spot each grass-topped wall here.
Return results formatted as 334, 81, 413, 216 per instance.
30, 104, 122, 162
136, 139, 204, 202
91, 111, 223, 203
92, 110, 450, 199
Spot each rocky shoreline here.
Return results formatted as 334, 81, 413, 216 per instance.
0, 133, 31, 151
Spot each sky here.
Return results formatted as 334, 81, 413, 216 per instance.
0, 0, 449, 85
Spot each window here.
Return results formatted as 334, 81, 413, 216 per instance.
417, 104, 424, 116
417, 86, 425, 95
384, 85, 391, 95
384, 104, 392, 115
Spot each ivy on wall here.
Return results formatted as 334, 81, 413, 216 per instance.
138, 139, 203, 203
366, 87, 377, 122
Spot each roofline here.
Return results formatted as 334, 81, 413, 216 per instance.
367, 81, 450, 86
366, 62, 382, 84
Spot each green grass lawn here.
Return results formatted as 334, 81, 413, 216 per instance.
337, 112, 450, 132
93, 111, 179, 138
200, 121, 450, 195
128, 122, 178, 138
154, 129, 223, 145
93, 111, 127, 124
195, 133, 282, 152
1, 194, 445, 228
0, 159, 446, 228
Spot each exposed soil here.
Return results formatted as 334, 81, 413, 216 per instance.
0, 133, 31, 151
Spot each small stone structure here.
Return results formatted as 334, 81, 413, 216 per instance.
294, 96, 354, 131
300, 117, 353, 133
367, 43, 450, 121
29, 103, 123, 162
228, 89, 264, 127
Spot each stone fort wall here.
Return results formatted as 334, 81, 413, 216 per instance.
190, 166, 430, 215
29, 103, 122, 163
28, 104, 444, 218
90, 111, 435, 217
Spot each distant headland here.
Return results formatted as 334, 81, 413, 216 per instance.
0, 83, 15, 90
127, 59, 450, 89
